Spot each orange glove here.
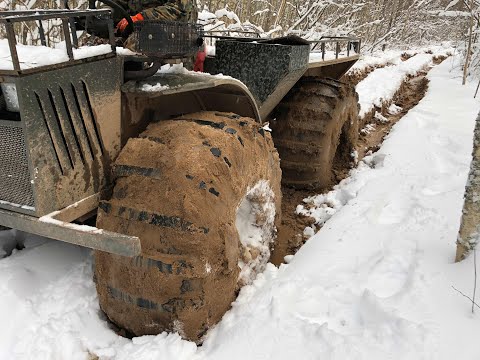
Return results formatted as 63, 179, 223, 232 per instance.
116, 13, 144, 34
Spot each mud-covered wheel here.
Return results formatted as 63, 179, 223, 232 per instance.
94, 111, 281, 341
270, 78, 359, 190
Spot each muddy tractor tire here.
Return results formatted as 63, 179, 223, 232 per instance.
94, 111, 281, 341
271, 78, 359, 190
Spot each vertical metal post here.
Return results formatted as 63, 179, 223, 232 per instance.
347, 41, 350, 56
62, 18, 74, 60
336, 41, 340, 59
5, 21, 21, 72
69, 18, 79, 48
321, 42, 325, 61
107, 19, 116, 53
38, 20, 47, 46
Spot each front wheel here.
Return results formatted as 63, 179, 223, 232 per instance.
94, 111, 281, 341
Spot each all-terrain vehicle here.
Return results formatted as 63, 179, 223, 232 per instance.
0, 8, 360, 341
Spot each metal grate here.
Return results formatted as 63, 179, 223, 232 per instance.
0, 125, 34, 208
132, 20, 202, 59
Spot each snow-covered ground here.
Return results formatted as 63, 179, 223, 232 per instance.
356, 53, 434, 118
354, 47, 454, 119
1, 54, 480, 359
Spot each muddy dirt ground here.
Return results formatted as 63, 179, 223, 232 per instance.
271, 57, 445, 265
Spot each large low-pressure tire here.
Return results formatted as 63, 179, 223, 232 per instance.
94, 111, 281, 342
270, 78, 359, 190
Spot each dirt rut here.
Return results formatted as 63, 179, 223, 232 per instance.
272, 59, 444, 265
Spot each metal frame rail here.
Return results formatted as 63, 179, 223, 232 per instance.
0, 9, 116, 73
310, 36, 362, 60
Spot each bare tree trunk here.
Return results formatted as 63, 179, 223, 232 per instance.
457, 112, 480, 261
463, 0, 475, 85
274, 0, 287, 29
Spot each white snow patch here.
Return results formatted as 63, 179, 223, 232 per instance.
388, 104, 403, 115
39, 214, 104, 234
374, 111, 389, 123
140, 83, 170, 92
0, 82, 19, 112
361, 123, 376, 135
351, 150, 359, 164
115, 47, 138, 56
205, 44, 216, 56
357, 53, 433, 119
236, 180, 276, 285
303, 226, 316, 238
262, 122, 272, 132
0, 40, 112, 70
198, 10, 217, 22
214, 8, 241, 24
347, 50, 403, 75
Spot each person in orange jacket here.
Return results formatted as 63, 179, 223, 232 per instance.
115, 0, 198, 36
79, 0, 197, 40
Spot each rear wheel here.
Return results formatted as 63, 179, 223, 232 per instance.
94, 111, 281, 341
271, 78, 359, 190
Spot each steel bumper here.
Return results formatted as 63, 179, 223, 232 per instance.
0, 195, 141, 257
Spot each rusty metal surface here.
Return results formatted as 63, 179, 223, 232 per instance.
0, 206, 141, 256
306, 55, 360, 78
0, 57, 123, 217
121, 72, 260, 140
258, 68, 306, 120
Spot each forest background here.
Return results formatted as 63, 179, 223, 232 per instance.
0, 0, 478, 71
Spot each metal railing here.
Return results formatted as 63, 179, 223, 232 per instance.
202, 29, 261, 50
0, 9, 116, 73
310, 36, 362, 60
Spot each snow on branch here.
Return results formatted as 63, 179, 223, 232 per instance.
428, 10, 471, 17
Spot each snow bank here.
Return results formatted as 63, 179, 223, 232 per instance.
199, 55, 480, 360
356, 53, 434, 118
346, 47, 454, 79
347, 50, 403, 75
0, 230, 47, 258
